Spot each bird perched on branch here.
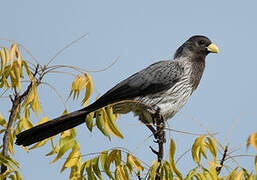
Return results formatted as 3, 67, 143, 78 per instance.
16, 35, 219, 146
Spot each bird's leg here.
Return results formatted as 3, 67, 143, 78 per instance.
150, 107, 166, 180
152, 107, 166, 144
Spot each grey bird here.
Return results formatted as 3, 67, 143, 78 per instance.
15, 35, 219, 146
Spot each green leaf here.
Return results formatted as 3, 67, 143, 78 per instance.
60, 142, 80, 172
169, 138, 182, 179
114, 150, 121, 167
104, 106, 123, 139
96, 110, 110, 140
80, 160, 87, 178
85, 112, 94, 132
163, 161, 173, 180
92, 157, 103, 180
86, 160, 97, 180
50, 136, 76, 164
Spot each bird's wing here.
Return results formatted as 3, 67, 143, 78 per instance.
85, 60, 184, 111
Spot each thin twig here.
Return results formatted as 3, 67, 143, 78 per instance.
216, 145, 228, 174
46, 33, 89, 66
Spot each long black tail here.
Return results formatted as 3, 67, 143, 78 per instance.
15, 109, 89, 146
15, 86, 122, 146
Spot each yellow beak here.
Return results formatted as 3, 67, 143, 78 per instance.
207, 43, 219, 53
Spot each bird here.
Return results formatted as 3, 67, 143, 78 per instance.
15, 35, 219, 146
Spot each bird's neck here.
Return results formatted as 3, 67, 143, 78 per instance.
189, 55, 206, 90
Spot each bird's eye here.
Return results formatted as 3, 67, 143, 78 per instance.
198, 40, 205, 45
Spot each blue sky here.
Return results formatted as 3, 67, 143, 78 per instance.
1, 0, 257, 179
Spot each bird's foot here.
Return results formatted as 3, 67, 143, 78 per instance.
153, 129, 166, 144
151, 107, 166, 143
151, 106, 165, 126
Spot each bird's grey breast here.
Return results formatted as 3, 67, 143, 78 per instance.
113, 59, 194, 122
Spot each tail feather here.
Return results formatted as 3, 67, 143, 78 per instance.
15, 110, 88, 146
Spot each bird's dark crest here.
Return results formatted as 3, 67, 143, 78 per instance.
174, 35, 212, 59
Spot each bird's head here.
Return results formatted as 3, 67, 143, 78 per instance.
174, 35, 219, 59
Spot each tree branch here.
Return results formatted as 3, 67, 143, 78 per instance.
1, 65, 42, 175
147, 107, 166, 180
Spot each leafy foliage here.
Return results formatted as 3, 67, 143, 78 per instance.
0, 40, 256, 180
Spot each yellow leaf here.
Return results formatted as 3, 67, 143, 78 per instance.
206, 137, 217, 162
0, 129, 6, 134
85, 112, 94, 132
227, 167, 239, 180
103, 106, 123, 139
235, 170, 244, 180
149, 160, 159, 180
23, 84, 35, 108
2, 76, 9, 88
169, 138, 182, 179
86, 160, 97, 180
99, 150, 114, 179
31, 85, 43, 117
8, 130, 14, 156
50, 136, 76, 164
45, 138, 56, 156
99, 151, 108, 171
4, 48, 9, 65
163, 161, 173, 180
126, 154, 133, 175
15, 47, 22, 68
37, 116, 49, 125
22, 116, 33, 130
0, 153, 20, 170
0, 49, 6, 74
209, 161, 221, 167
0, 169, 13, 179
122, 165, 130, 179
117, 165, 128, 180
22, 61, 33, 80
9, 70, 16, 89
74, 75, 84, 99
61, 142, 80, 172
69, 75, 79, 99
29, 138, 48, 150
70, 75, 83, 100
15, 170, 22, 180
92, 157, 103, 180
0, 113, 7, 128
192, 136, 206, 165
80, 160, 87, 177
82, 73, 93, 105
61, 128, 76, 139
13, 63, 21, 91
114, 150, 121, 167
208, 161, 219, 180
108, 150, 118, 164
127, 154, 144, 171
10, 43, 16, 68
247, 132, 257, 150
33, 87, 43, 114
105, 150, 117, 175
